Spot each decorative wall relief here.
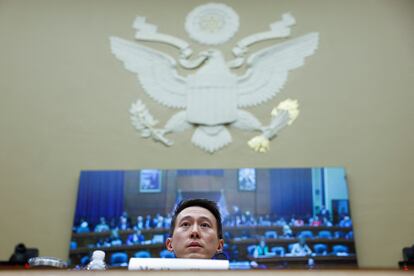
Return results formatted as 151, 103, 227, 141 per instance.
185, 3, 239, 45
110, 3, 319, 153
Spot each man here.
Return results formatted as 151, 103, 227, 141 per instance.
253, 238, 269, 257
94, 217, 110, 233
339, 215, 352, 227
165, 198, 224, 259
290, 236, 312, 256
319, 205, 330, 220
126, 229, 145, 245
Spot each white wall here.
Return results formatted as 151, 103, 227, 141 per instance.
324, 167, 348, 212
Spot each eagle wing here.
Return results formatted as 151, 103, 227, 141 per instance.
110, 36, 187, 108
237, 32, 319, 108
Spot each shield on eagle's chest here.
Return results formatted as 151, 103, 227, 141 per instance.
186, 52, 238, 126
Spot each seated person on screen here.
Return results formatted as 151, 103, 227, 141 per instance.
117, 215, 130, 231
145, 214, 153, 229
244, 210, 256, 226
322, 217, 333, 227
165, 198, 225, 259
154, 214, 165, 229
291, 216, 305, 227
94, 217, 110, 232
253, 238, 269, 257
274, 217, 287, 226
309, 215, 322, 226
318, 205, 330, 220
96, 238, 111, 248
282, 223, 293, 238
290, 237, 312, 256
134, 215, 144, 230
76, 220, 90, 233
121, 211, 132, 225
339, 216, 352, 227
127, 229, 145, 245
110, 229, 122, 246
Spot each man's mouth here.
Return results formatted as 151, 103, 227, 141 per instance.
188, 241, 202, 248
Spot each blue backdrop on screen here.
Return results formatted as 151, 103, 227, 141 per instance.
269, 168, 312, 217
75, 171, 124, 226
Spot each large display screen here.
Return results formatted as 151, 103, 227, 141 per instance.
69, 167, 357, 269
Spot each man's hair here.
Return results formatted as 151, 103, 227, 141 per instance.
169, 198, 223, 239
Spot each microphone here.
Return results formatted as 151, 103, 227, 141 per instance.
28, 257, 68, 269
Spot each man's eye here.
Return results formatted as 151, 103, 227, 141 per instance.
180, 222, 190, 227
200, 223, 211, 228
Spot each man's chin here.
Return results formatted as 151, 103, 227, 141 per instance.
182, 252, 210, 259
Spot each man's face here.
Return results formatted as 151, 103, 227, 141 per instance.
166, 206, 224, 259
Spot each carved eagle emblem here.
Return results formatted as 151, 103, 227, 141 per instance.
110, 3, 318, 153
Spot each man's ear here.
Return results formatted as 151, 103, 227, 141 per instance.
216, 239, 224, 252
166, 237, 174, 252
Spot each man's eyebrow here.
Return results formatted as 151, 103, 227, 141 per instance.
178, 215, 213, 223
177, 215, 194, 222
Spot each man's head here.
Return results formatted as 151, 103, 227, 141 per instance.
166, 198, 224, 259
298, 236, 307, 246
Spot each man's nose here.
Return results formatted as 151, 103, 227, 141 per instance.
190, 224, 200, 238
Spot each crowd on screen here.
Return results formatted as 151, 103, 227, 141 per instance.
74, 211, 173, 233
72, 205, 353, 251
223, 205, 352, 228
74, 206, 352, 233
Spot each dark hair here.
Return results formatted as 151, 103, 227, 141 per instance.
169, 198, 223, 239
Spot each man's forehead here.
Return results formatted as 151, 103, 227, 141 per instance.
177, 206, 216, 221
